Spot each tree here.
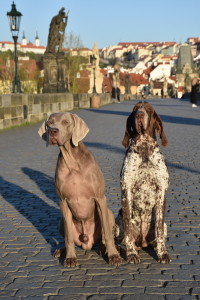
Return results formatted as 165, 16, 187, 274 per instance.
64, 31, 84, 49
63, 31, 88, 93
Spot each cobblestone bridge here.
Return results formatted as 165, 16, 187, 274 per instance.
0, 98, 200, 299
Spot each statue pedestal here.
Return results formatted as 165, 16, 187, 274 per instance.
90, 94, 100, 108
43, 52, 67, 93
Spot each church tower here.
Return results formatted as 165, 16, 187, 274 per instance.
35, 31, 40, 47
22, 31, 27, 46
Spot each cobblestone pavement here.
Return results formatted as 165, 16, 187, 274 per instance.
0, 98, 200, 300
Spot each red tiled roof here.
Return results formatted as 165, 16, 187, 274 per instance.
76, 77, 90, 93
79, 69, 90, 77
118, 72, 148, 87
169, 76, 177, 82
118, 41, 176, 47
0, 58, 41, 80
100, 69, 107, 76
21, 42, 45, 49
143, 65, 154, 75
102, 76, 113, 92
129, 73, 149, 85
0, 41, 20, 45
0, 41, 45, 49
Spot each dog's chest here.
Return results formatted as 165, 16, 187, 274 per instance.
121, 146, 168, 211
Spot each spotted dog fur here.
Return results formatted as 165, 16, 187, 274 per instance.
116, 101, 171, 264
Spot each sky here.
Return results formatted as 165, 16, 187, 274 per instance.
1, 0, 200, 49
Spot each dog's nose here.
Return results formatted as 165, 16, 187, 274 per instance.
49, 128, 59, 136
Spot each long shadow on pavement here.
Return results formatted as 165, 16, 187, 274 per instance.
166, 161, 200, 175
87, 108, 200, 126
85, 141, 125, 155
159, 114, 200, 126
22, 167, 59, 205
0, 175, 62, 252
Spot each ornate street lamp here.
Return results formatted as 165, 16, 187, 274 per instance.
7, 2, 22, 93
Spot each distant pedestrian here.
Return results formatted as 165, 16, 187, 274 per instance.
190, 78, 199, 107
116, 87, 121, 103
111, 87, 116, 103
161, 88, 164, 98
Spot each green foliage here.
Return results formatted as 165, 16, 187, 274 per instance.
65, 53, 88, 93
99, 61, 108, 68
0, 50, 42, 92
0, 51, 14, 80
18, 51, 43, 61
0, 50, 14, 61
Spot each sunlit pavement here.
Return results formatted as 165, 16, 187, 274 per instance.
0, 97, 200, 299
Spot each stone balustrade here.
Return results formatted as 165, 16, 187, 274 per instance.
0, 93, 112, 130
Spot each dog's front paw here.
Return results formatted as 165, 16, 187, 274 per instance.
64, 257, 79, 267
108, 254, 122, 266
53, 247, 66, 258
158, 252, 171, 264
127, 253, 141, 264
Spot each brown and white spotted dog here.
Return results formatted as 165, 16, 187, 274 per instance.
116, 101, 171, 264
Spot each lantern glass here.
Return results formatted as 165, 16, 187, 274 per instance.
7, 2, 22, 37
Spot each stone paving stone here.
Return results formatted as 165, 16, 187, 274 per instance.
49, 296, 86, 300
99, 287, 144, 294
145, 286, 190, 294
15, 287, 59, 297
191, 287, 200, 295
1, 98, 200, 298
88, 296, 121, 300
84, 280, 122, 287
58, 287, 98, 295
122, 279, 163, 287
121, 295, 164, 300
165, 296, 195, 300
166, 281, 200, 288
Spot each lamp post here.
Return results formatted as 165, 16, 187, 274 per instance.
7, 2, 22, 93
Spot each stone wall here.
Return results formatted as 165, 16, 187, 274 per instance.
0, 93, 112, 130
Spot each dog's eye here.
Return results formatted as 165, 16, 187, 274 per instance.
48, 119, 54, 126
62, 120, 69, 126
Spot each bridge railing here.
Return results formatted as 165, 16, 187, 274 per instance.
0, 93, 112, 130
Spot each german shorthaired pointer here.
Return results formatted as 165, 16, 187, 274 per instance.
116, 101, 171, 264
38, 112, 121, 267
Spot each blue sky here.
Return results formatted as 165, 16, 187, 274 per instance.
1, 0, 200, 49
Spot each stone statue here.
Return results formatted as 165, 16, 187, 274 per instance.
91, 42, 99, 68
88, 42, 103, 93
163, 76, 168, 97
46, 8, 69, 54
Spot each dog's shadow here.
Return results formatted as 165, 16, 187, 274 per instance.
22, 167, 59, 205
0, 170, 63, 256
4, 168, 116, 266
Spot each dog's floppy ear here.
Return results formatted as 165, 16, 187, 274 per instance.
71, 114, 89, 146
38, 121, 49, 146
154, 112, 168, 147
38, 121, 46, 137
122, 111, 137, 148
122, 130, 130, 148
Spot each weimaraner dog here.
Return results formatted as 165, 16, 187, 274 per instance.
38, 112, 121, 267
